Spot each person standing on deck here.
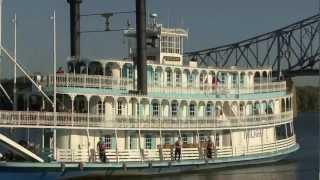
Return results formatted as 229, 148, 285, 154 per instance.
174, 137, 182, 160
97, 137, 106, 163
206, 137, 216, 159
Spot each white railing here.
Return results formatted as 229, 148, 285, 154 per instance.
56, 135, 296, 162
46, 74, 134, 90
0, 110, 293, 130
44, 74, 286, 94
149, 81, 287, 95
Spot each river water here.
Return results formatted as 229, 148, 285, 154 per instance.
109, 112, 319, 180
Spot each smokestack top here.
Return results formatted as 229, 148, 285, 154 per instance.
67, 0, 82, 61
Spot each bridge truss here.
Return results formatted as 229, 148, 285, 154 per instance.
184, 14, 320, 77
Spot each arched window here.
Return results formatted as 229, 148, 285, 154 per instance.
189, 104, 195, 117
152, 102, 159, 117
171, 103, 178, 117
117, 101, 123, 115
166, 70, 172, 86
175, 71, 182, 87
206, 104, 212, 117
98, 101, 105, 114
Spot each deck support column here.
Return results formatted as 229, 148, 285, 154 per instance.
196, 130, 201, 159
53, 129, 57, 160
71, 95, 75, 126
245, 129, 249, 155
86, 129, 90, 161
261, 128, 264, 153
138, 129, 143, 161
115, 129, 119, 163
86, 95, 91, 127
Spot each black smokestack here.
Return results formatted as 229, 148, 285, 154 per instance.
67, 0, 82, 61
135, 0, 147, 94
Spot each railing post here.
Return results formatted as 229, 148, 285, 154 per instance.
37, 112, 40, 126
66, 73, 69, 87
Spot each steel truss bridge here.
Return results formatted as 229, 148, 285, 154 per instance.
185, 14, 320, 77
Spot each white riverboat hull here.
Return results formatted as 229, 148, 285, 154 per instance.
0, 144, 299, 179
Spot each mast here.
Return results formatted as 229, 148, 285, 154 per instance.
13, 13, 17, 111
135, 0, 147, 94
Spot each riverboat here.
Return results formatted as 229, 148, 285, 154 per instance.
0, 0, 299, 178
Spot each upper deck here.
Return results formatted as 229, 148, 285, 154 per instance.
40, 58, 285, 99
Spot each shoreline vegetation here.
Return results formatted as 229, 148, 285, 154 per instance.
0, 77, 319, 112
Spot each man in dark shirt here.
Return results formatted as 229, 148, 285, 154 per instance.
97, 137, 106, 162
174, 137, 182, 160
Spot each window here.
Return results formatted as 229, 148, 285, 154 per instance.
147, 56, 156, 61
164, 135, 171, 145
248, 129, 262, 138
175, 72, 181, 87
188, 73, 193, 86
276, 124, 287, 140
104, 135, 112, 149
232, 74, 237, 88
145, 135, 152, 149
161, 35, 181, 54
171, 103, 178, 117
189, 104, 195, 117
220, 73, 226, 85
128, 68, 133, 79
154, 71, 160, 85
206, 104, 212, 117
166, 71, 172, 86
240, 73, 245, 86
199, 134, 207, 144
130, 135, 137, 149
98, 101, 105, 114
182, 134, 188, 144
215, 133, 220, 147
152, 102, 159, 117
117, 101, 123, 115
286, 123, 293, 137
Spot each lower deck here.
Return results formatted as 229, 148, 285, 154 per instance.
0, 121, 296, 163
0, 144, 299, 177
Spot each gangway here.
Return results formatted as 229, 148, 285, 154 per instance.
0, 133, 44, 163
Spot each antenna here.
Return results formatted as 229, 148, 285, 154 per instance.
167, 9, 170, 28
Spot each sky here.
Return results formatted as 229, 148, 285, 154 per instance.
0, 0, 319, 86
